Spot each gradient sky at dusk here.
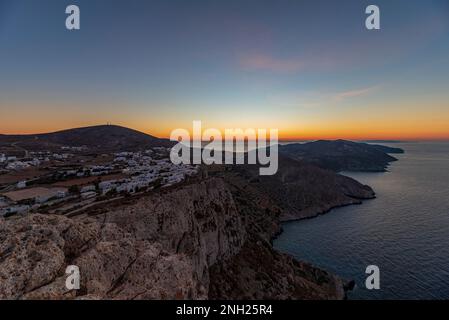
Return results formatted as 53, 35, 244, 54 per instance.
1, 0, 449, 140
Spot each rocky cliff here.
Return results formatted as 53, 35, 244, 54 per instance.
0, 179, 245, 299
0, 159, 373, 300
208, 165, 349, 299
217, 155, 375, 221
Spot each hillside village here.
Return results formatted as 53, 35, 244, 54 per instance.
0, 146, 200, 217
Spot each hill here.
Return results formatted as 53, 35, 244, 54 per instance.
279, 139, 404, 172
0, 125, 173, 152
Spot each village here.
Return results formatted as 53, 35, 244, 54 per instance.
0, 146, 200, 217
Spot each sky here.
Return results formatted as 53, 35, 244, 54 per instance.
0, 0, 449, 140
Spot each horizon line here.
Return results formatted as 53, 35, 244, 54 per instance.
1, 124, 449, 142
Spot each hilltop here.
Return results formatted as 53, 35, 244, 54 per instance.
0, 127, 404, 300
0, 125, 173, 152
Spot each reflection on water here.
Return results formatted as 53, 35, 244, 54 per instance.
274, 142, 449, 299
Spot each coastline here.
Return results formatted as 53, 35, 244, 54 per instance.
271, 182, 377, 297
207, 164, 378, 300
279, 194, 376, 223
0, 154, 394, 300
271, 156, 401, 299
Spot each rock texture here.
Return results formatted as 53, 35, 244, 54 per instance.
0, 158, 373, 300
0, 214, 197, 300
209, 241, 345, 300
0, 179, 244, 299
208, 168, 347, 299
218, 155, 375, 221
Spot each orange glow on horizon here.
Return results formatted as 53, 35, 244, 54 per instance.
1, 100, 449, 141
1, 122, 449, 142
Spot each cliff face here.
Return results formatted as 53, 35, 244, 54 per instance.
209, 240, 345, 299
90, 178, 246, 299
219, 156, 375, 222
207, 169, 346, 299
0, 158, 372, 300
0, 179, 245, 299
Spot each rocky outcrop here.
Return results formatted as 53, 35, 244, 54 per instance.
0, 214, 198, 300
0, 159, 372, 300
209, 240, 345, 300
90, 178, 245, 298
0, 179, 244, 299
218, 155, 375, 221
206, 159, 368, 299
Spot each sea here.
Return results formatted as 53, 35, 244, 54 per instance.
274, 142, 449, 299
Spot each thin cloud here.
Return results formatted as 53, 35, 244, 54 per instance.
333, 85, 380, 102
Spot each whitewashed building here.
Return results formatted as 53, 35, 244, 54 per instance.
17, 181, 27, 189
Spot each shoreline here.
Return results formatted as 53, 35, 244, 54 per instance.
271, 178, 379, 298
0, 162, 394, 300
279, 194, 377, 224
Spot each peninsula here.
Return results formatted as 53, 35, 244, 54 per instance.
0, 125, 402, 299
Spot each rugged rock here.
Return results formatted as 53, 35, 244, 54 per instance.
0, 179, 245, 299
0, 159, 373, 300
207, 159, 371, 299
216, 155, 375, 221
209, 240, 345, 300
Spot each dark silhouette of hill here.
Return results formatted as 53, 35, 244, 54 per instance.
0, 125, 173, 152
279, 139, 404, 172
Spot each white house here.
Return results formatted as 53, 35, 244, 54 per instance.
80, 185, 96, 193
6, 161, 30, 170
99, 180, 117, 190
81, 191, 97, 199
17, 181, 27, 189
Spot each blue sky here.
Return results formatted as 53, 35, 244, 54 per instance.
0, 0, 448, 139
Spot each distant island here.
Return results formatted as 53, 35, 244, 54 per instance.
360, 140, 403, 143
0, 125, 403, 300
280, 139, 404, 172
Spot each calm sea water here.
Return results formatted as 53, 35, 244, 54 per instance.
274, 142, 449, 299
